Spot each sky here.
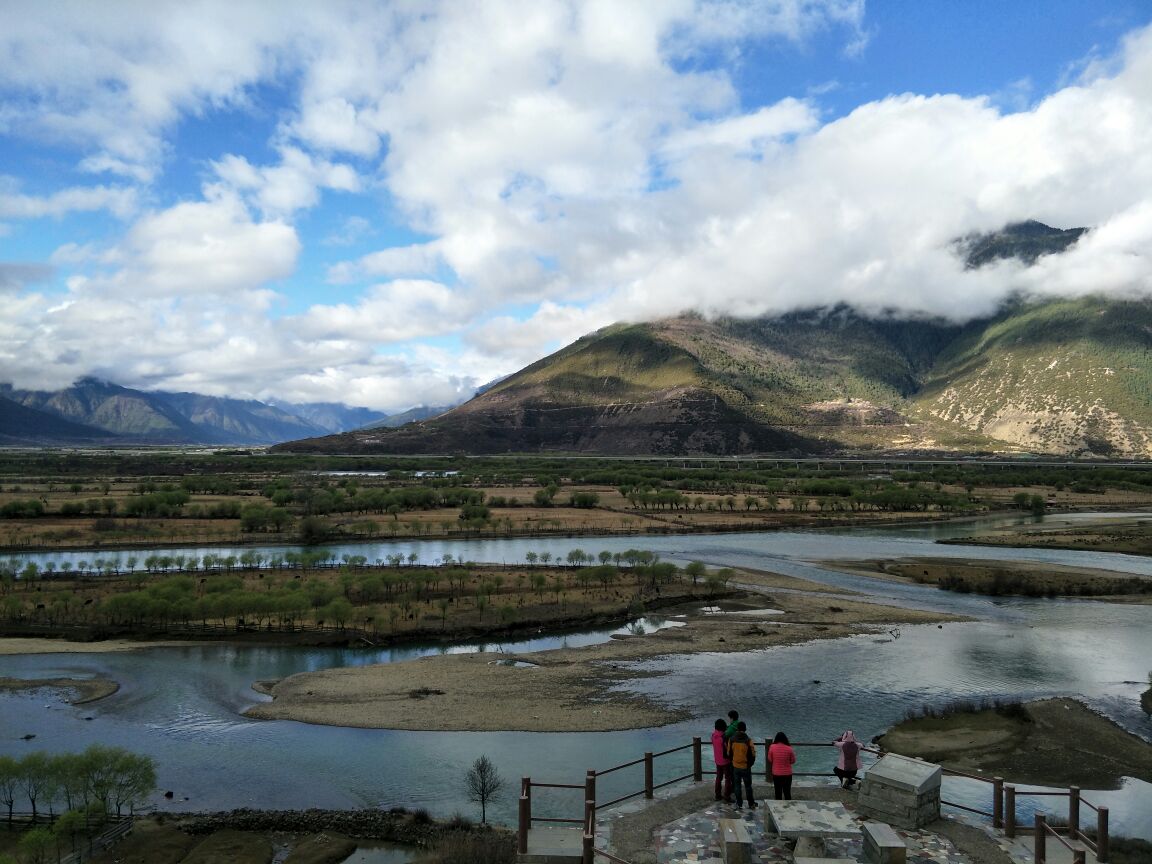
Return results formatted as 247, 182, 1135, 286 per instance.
2, 1, 1152, 413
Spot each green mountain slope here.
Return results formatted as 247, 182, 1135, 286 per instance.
278, 294, 1152, 458
914, 296, 1152, 457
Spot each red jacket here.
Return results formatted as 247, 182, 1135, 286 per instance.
767, 742, 795, 776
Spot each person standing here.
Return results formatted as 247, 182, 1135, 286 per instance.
767, 731, 795, 800
711, 719, 733, 803
833, 730, 861, 789
728, 721, 757, 809
724, 709, 739, 741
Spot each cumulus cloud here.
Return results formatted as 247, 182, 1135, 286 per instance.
3, 3, 1152, 412
79, 191, 300, 299
213, 147, 361, 219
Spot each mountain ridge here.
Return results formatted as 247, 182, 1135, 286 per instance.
274, 292, 1152, 458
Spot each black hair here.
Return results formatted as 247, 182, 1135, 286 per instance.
736, 721, 747, 732
727, 709, 739, 721
773, 731, 790, 745
714, 718, 726, 731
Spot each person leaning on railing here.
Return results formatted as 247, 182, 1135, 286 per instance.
833, 730, 861, 790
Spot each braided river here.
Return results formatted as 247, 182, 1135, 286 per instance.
2, 513, 1150, 835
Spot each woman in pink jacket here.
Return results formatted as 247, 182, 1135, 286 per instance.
711, 718, 733, 803
833, 730, 861, 789
767, 731, 796, 800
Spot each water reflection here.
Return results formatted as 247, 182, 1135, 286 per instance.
1, 518, 1150, 837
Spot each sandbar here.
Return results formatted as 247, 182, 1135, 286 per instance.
878, 697, 1152, 789
0, 636, 201, 655
0, 675, 119, 703
245, 588, 962, 732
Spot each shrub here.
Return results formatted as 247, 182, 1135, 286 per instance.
422, 831, 516, 864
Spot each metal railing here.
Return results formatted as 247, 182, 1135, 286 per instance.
1001, 784, 1109, 863
516, 738, 1113, 864
517, 738, 878, 858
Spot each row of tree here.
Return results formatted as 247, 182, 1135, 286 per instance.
0, 745, 155, 823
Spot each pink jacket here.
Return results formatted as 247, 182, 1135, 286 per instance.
712, 729, 729, 765
767, 742, 795, 776
835, 732, 860, 771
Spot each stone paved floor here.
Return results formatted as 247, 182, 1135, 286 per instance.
590, 781, 1054, 864
601, 796, 976, 864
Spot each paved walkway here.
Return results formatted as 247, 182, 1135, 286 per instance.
589, 781, 1055, 864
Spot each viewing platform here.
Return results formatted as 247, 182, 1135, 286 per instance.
517, 739, 1112, 864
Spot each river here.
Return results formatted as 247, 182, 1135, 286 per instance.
1, 514, 1150, 836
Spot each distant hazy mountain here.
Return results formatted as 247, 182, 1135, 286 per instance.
266, 400, 390, 434
362, 404, 453, 429
0, 379, 388, 446
0, 394, 115, 445
276, 223, 1152, 458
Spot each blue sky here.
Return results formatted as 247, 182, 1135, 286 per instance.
2, 1, 1152, 411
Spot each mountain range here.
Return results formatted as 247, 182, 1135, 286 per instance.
7, 221, 1150, 457
0, 379, 408, 446
275, 222, 1152, 458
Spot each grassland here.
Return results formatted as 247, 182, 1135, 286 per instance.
3, 451, 1152, 556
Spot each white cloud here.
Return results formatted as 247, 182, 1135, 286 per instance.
90, 192, 300, 299
213, 147, 361, 219
291, 279, 470, 342
327, 242, 445, 283
6, 3, 1152, 414
0, 182, 136, 219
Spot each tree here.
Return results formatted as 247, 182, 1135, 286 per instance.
685, 561, 707, 586
465, 755, 504, 824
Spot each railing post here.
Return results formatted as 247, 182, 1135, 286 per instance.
1097, 807, 1109, 863
585, 770, 597, 809
764, 738, 771, 780
644, 752, 654, 799
522, 776, 532, 826
992, 777, 1003, 829
1068, 786, 1080, 840
692, 736, 703, 782
1004, 785, 1016, 838
582, 799, 595, 864
518, 779, 530, 855
1035, 814, 1047, 864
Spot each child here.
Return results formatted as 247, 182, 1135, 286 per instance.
728, 721, 757, 809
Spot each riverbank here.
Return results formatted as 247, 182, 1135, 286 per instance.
877, 697, 1152, 789
824, 557, 1152, 601
245, 578, 964, 732
938, 512, 1152, 556
0, 636, 206, 655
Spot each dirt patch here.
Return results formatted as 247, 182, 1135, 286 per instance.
282, 831, 358, 864
877, 698, 1152, 789
0, 636, 201, 655
0, 674, 119, 703
246, 578, 963, 732
88, 819, 200, 864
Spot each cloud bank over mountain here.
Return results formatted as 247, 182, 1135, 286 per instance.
1, 2, 1151, 411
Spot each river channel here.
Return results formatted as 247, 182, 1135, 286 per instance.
1, 513, 1151, 836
